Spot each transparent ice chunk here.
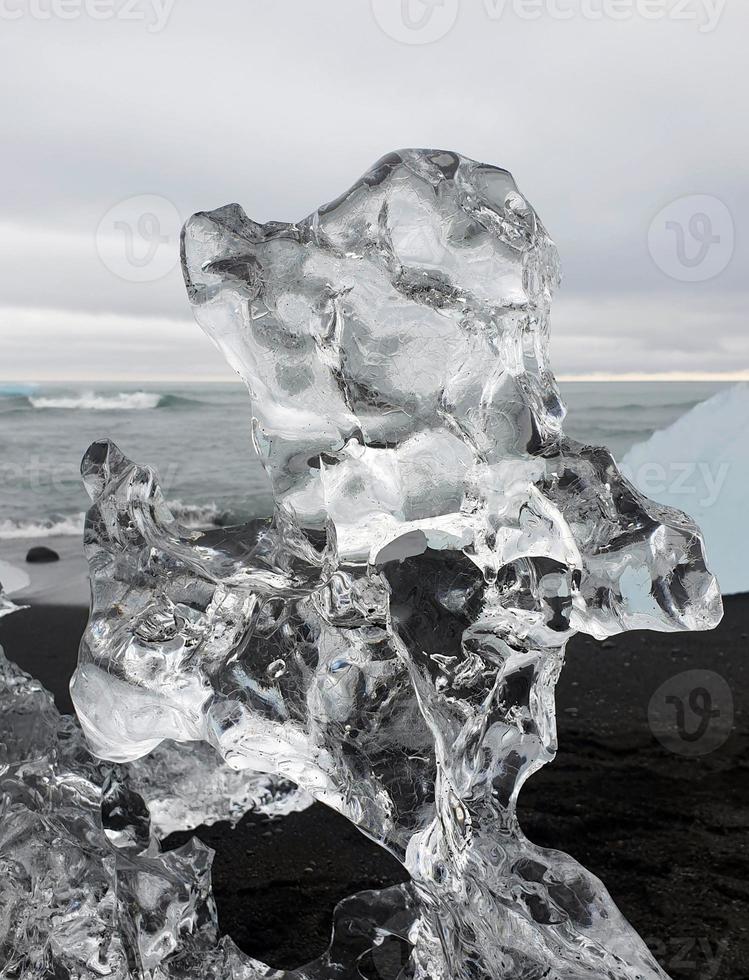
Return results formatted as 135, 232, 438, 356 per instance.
126, 739, 310, 837
58, 149, 722, 978
0, 638, 273, 978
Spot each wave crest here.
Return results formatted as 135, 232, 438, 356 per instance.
29, 391, 162, 411
0, 500, 232, 539
164, 499, 231, 529
0, 514, 86, 539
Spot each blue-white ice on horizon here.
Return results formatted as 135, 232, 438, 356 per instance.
623, 383, 748, 595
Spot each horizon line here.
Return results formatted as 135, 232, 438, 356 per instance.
0, 372, 747, 385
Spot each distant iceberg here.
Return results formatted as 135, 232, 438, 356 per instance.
622, 384, 748, 595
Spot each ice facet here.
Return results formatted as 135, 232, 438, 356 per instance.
0, 642, 270, 979
63, 149, 722, 978
126, 739, 310, 837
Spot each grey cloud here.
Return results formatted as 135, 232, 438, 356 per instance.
0, 0, 746, 378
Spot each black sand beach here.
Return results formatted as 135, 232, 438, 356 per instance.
1, 599, 746, 980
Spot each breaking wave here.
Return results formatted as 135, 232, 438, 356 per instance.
165, 499, 233, 529
29, 391, 162, 411
21, 392, 204, 412
0, 514, 86, 539
0, 500, 233, 539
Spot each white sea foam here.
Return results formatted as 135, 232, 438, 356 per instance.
0, 514, 86, 539
622, 383, 748, 595
0, 500, 227, 539
162, 499, 228, 528
29, 391, 162, 411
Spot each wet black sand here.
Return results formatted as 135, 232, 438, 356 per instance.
1, 599, 747, 979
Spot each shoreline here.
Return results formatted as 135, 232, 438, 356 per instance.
0, 534, 90, 607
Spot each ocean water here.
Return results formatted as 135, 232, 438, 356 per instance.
0, 380, 730, 539
0, 382, 272, 537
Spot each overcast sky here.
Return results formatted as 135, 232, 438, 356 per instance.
0, 0, 746, 382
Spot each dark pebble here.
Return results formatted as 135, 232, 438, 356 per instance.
25, 546, 60, 563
